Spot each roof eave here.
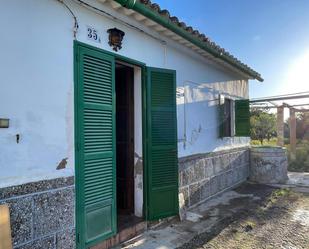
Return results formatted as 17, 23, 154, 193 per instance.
113, 0, 264, 82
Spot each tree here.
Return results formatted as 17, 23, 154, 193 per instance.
250, 108, 277, 144
284, 112, 309, 140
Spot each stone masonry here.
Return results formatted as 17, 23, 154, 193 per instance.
0, 177, 75, 249
250, 147, 288, 184
179, 147, 250, 209
0, 148, 250, 249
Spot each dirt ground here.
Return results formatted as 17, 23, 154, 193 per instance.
178, 185, 309, 249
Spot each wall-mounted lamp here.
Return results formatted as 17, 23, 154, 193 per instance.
0, 118, 9, 128
107, 28, 125, 52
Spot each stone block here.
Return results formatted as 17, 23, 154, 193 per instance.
237, 167, 243, 182
243, 164, 249, 179
0, 197, 32, 247
217, 173, 227, 191
225, 170, 233, 187
229, 152, 239, 168
180, 158, 197, 172
239, 151, 247, 165
213, 154, 230, 175
210, 176, 220, 196
200, 179, 211, 200
235, 152, 243, 167
244, 150, 250, 163
33, 187, 74, 238
204, 158, 214, 178
56, 228, 75, 249
16, 236, 55, 249
179, 171, 183, 187
179, 187, 189, 208
182, 167, 194, 186
193, 160, 205, 182
232, 169, 239, 184
222, 153, 231, 169
238, 165, 249, 181
189, 183, 201, 206
212, 156, 222, 174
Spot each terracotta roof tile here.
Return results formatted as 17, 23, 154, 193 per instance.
136, 0, 263, 81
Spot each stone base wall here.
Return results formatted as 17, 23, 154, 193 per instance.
0, 177, 75, 249
0, 148, 250, 248
179, 147, 250, 209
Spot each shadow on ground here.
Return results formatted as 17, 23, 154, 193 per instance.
120, 183, 309, 249
177, 183, 309, 249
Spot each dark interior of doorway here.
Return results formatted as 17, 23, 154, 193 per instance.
115, 63, 142, 231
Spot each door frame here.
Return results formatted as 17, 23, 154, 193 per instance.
74, 41, 149, 247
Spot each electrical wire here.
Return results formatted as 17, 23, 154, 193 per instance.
72, 0, 166, 44
251, 91, 309, 102
57, 0, 79, 38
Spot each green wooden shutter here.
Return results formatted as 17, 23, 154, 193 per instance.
146, 67, 179, 221
75, 44, 116, 248
235, 99, 250, 136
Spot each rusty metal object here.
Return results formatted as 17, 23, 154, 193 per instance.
0, 204, 13, 249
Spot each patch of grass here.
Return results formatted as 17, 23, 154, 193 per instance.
272, 188, 291, 198
258, 188, 293, 211
243, 220, 257, 229
268, 188, 292, 203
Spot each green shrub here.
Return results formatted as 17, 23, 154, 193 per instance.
250, 138, 278, 146
288, 140, 309, 172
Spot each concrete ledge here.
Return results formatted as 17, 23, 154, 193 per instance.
179, 146, 250, 167
0, 176, 74, 200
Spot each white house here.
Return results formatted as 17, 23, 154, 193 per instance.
0, 0, 263, 248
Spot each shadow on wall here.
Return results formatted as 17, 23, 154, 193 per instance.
176, 79, 249, 155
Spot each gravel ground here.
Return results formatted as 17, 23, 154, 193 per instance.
178, 185, 309, 249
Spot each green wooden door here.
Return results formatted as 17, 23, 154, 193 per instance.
146, 67, 179, 220
235, 99, 250, 136
75, 43, 116, 248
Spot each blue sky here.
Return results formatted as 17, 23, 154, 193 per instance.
154, 0, 309, 98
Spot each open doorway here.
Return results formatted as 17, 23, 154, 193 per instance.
115, 62, 143, 231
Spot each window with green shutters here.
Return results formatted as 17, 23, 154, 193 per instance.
74, 43, 117, 248
219, 97, 250, 138
235, 99, 250, 137
145, 67, 179, 220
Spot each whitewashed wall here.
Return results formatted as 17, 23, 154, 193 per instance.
0, 0, 250, 188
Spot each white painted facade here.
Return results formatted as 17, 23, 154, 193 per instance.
0, 0, 250, 188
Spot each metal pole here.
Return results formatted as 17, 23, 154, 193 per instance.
277, 106, 284, 147
289, 108, 297, 156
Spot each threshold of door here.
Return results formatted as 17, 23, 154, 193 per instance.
90, 220, 147, 249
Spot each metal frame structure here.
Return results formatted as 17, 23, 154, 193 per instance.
250, 92, 309, 154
